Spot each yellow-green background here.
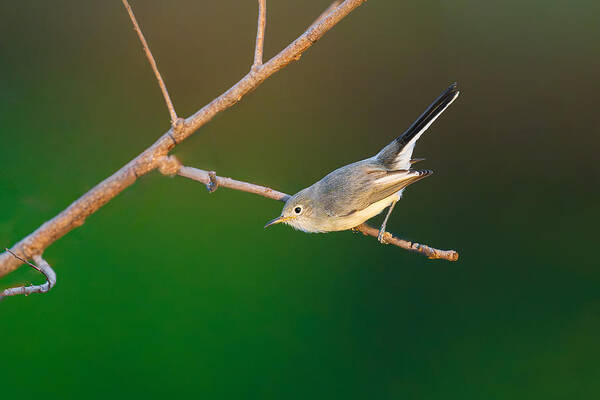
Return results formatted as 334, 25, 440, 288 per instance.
1, 0, 599, 398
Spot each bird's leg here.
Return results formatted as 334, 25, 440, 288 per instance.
377, 200, 397, 244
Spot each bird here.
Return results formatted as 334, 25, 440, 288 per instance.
265, 82, 460, 243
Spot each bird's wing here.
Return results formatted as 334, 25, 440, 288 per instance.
346, 169, 432, 215
317, 162, 432, 217
376, 83, 459, 171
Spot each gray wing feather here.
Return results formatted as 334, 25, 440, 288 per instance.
312, 159, 431, 217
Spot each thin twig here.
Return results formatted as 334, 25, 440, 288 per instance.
121, 0, 178, 125
178, 164, 289, 202
352, 225, 459, 261
0, 251, 56, 300
172, 162, 457, 261
253, 0, 267, 69
0, 0, 368, 279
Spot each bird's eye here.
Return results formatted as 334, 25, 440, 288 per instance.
294, 206, 302, 214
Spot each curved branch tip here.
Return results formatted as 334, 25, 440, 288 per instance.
0, 250, 56, 300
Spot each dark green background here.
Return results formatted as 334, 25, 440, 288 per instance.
1, 0, 599, 398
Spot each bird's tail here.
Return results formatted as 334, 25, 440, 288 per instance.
376, 82, 459, 170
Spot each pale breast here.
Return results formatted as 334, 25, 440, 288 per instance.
325, 191, 401, 231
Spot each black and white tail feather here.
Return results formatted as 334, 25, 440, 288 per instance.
368, 83, 459, 242
376, 82, 460, 171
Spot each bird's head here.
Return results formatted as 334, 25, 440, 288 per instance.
264, 189, 318, 232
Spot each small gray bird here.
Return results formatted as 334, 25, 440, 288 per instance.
265, 83, 459, 242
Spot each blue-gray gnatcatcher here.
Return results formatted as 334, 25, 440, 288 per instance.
265, 83, 460, 242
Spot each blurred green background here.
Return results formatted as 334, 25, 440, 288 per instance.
1, 0, 599, 398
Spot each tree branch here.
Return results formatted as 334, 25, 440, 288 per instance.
0, 0, 367, 279
163, 158, 458, 261
0, 251, 56, 300
121, 0, 178, 125
177, 163, 290, 202
253, 0, 267, 69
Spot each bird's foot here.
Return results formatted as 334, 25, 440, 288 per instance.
351, 226, 360, 234
377, 229, 389, 244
